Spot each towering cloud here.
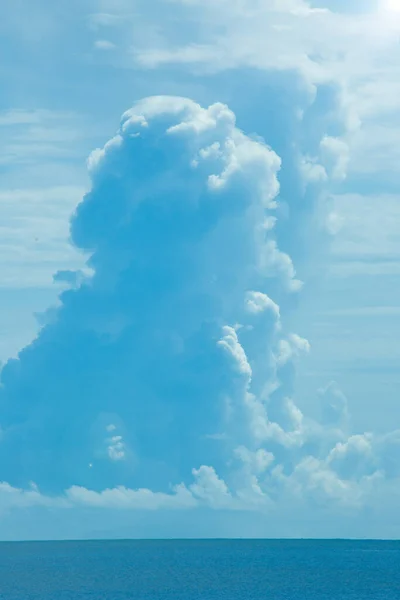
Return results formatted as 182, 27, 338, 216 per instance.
0, 95, 397, 521
0, 97, 300, 494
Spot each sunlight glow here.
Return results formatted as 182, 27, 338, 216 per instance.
384, 0, 400, 11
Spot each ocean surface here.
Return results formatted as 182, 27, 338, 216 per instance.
0, 539, 399, 599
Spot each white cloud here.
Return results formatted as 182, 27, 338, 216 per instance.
327, 434, 376, 478
218, 326, 252, 378
190, 466, 234, 508
66, 483, 196, 510
320, 135, 349, 181
259, 241, 303, 292
0, 482, 68, 511
279, 455, 364, 507
234, 445, 275, 474
128, 0, 336, 81
107, 435, 125, 461
245, 291, 280, 319
276, 334, 310, 366
94, 40, 116, 50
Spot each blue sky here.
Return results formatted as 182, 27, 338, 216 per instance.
1, 0, 400, 540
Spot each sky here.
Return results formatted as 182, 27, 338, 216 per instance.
1, 0, 400, 540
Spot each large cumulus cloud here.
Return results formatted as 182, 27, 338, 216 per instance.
0, 95, 398, 529
0, 96, 300, 493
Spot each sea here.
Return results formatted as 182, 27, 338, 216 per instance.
0, 539, 399, 599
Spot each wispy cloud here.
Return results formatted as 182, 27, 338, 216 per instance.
0, 186, 86, 288
94, 40, 116, 50
0, 109, 92, 168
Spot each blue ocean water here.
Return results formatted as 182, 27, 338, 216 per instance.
0, 539, 399, 599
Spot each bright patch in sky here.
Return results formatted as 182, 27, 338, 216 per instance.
385, 0, 400, 10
